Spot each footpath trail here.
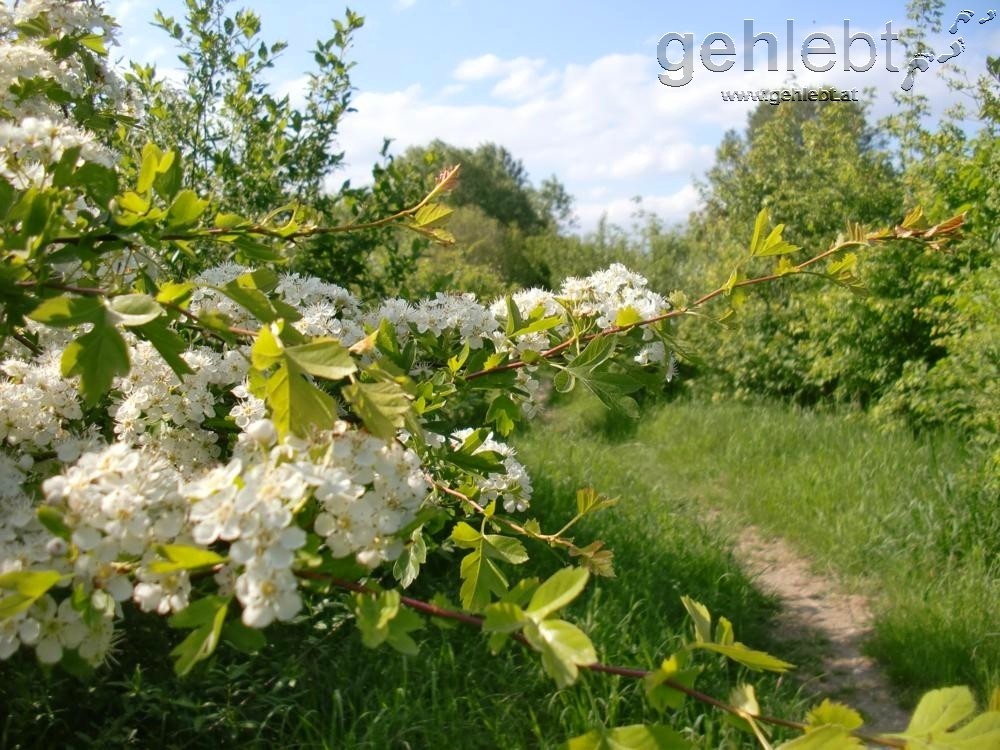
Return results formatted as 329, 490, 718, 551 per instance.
731, 525, 910, 735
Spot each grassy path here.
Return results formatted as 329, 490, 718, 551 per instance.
517, 395, 999, 705
732, 524, 908, 732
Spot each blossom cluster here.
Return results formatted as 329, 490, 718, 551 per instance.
0, 0, 677, 674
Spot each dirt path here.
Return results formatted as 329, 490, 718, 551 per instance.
732, 526, 910, 734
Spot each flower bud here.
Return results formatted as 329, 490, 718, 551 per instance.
245, 419, 277, 446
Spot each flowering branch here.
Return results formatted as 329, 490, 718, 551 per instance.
465, 213, 964, 383
305, 570, 908, 750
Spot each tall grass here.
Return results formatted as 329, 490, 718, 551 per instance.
520, 394, 999, 705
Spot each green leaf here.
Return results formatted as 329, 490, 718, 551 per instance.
413, 202, 453, 228
776, 726, 862, 749
135, 319, 194, 380
384, 606, 423, 655
527, 567, 590, 621
578, 370, 641, 419
525, 618, 597, 688
150, 544, 226, 574
354, 590, 423, 655
342, 381, 411, 440
392, 528, 427, 589
553, 369, 576, 393
575, 488, 618, 517
644, 654, 699, 712
504, 295, 525, 337
486, 394, 519, 437
221, 620, 267, 654
264, 360, 339, 437
28, 295, 104, 327
565, 724, 691, 750
756, 223, 799, 257
714, 615, 734, 646
155, 281, 195, 306
0, 570, 62, 619
749, 208, 769, 255
152, 149, 182, 200
0, 592, 35, 621
447, 341, 471, 374
483, 602, 528, 634
79, 33, 109, 55
284, 338, 356, 381
61, 321, 130, 406
693, 641, 794, 672
942, 710, 1000, 749
168, 596, 230, 629
251, 324, 284, 370
905, 687, 977, 737
76, 162, 119, 206
220, 282, 282, 324
170, 598, 227, 676
37, 507, 71, 540
457, 542, 509, 611
136, 142, 160, 194
805, 700, 864, 732
167, 189, 209, 228
512, 315, 564, 337
569, 336, 616, 372
451, 523, 526, 610
108, 293, 164, 326
483, 534, 529, 565
680, 596, 712, 643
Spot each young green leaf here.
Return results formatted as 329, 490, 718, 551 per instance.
643, 653, 699, 712
342, 380, 411, 440
776, 726, 862, 749
692, 641, 794, 673
108, 293, 164, 326
283, 338, 356, 381
486, 394, 519, 437
565, 724, 691, 750
166, 189, 209, 228
28, 295, 104, 327
393, 528, 427, 589
61, 321, 130, 406
748, 208, 769, 256
264, 360, 339, 437
150, 544, 226, 574
524, 618, 597, 688
805, 700, 864, 732
680, 596, 712, 644
170, 598, 227, 676
483, 602, 528, 634
904, 686, 976, 737
527, 567, 590, 621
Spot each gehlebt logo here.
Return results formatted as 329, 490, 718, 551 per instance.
656, 8, 997, 91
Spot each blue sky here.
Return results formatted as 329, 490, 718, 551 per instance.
108, 1, 999, 230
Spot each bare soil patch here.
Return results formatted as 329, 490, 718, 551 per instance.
733, 526, 909, 734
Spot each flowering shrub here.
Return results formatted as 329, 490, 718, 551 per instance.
0, 2, 992, 748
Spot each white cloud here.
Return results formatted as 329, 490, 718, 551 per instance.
575, 185, 701, 228
332, 30, 977, 232
394, 0, 417, 9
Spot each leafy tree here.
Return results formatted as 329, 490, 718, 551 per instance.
683, 92, 904, 403
126, 0, 428, 296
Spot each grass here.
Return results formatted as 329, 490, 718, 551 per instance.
0, 412, 808, 749
521, 392, 1000, 706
